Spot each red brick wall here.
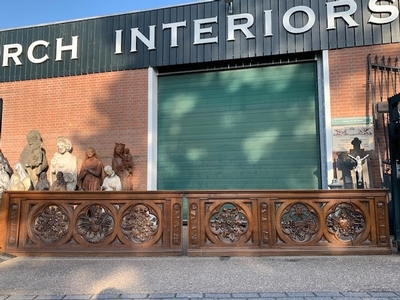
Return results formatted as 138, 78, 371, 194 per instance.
329, 43, 400, 187
0, 69, 148, 190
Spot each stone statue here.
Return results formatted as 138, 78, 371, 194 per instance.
10, 173, 26, 191
63, 173, 77, 191
50, 171, 67, 191
35, 172, 50, 191
0, 163, 10, 195
19, 130, 48, 187
78, 147, 105, 191
101, 165, 122, 191
50, 137, 77, 191
112, 143, 133, 190
348, 154, 369, 187
0, 150, 13, 177
14, 162, 33, 190
124, 147, 134, 175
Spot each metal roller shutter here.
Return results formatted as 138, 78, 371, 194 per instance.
157, 62, 321, 190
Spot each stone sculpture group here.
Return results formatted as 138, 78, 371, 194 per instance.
0, 130, 134, 196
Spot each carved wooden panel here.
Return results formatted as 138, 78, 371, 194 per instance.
0, 190, 391, 256
186, 190, 391, 256
0, 191, 182, 256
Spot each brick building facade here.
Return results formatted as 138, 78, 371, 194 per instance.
1, 0, 400, 191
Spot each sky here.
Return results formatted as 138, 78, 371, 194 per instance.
0, 0, 207, 30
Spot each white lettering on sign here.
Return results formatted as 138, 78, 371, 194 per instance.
264, 10, 273, 37
227, 13, 255, 41
27, 40, 50, 64
113, 0, 399, 53
368, 0, 399, 24
283, 6, 316, 34
2, 36, 79, 67
2, 44, 23, 66
326, 0, 359, 29
55, 36, 79, 61
193, 17, 218, 45
163, 21, 187, 47
115, 30, 123, 54
130, 26, 156, 52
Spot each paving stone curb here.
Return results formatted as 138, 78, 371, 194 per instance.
1, 292, 400, 300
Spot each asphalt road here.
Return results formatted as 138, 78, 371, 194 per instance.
0, 253, 400, 296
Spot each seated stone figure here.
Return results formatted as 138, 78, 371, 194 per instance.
0, 150, 13, 177
63, 173, 77, 191
50, 171, 67, 191
50, 137, 77, 191
101, 165, 122, 191
10, 173, 26, 191
13, 162, 33, 191
35, 172, 50, 191
0, 163, 10, 195
19, 130, 48, 187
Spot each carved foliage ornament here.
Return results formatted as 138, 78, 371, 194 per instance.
281, 203, 320, 243
76, 204, 114, 244
210, 203, 248, 243
326, 203, 366, 241
121, 204, 159, 243
32, 205, 70, 243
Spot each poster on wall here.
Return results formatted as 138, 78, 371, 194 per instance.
332, 117, 374, 152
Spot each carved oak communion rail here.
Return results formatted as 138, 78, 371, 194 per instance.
0, 190, 392, 256
0, 191, 183, 256
185, 190, 392, 256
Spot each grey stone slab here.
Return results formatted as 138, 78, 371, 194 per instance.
35, 296, 66, 300
314, 293, 342, 298
147, 295, 175, 299
331, 297, 363, 300
176, 294, 204, 298
232, 294, 259, 298
340, 292, 371, 298
5, 296, 37, 300
120, 294, 148, 299
258, 293, 287, 298
286, 292, 315, 298
204, 294, 233, 299
62, 295, 92, 300
91, 295, 122, 299
368, 292, 399, 298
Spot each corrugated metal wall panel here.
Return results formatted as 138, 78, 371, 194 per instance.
1, 0, 400, 82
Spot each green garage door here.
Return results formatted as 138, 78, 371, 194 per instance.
157, 62, 321, 190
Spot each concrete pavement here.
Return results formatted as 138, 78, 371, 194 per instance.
1, 250, 400, 299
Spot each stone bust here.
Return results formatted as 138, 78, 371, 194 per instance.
50, 136, 77, 191
101, 165, 122, 191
